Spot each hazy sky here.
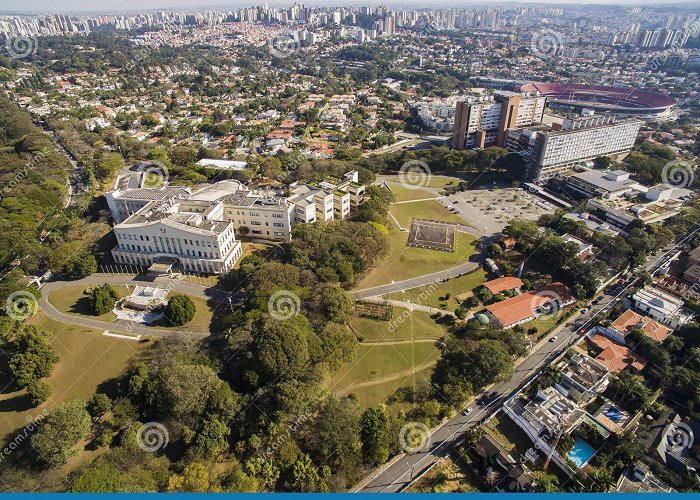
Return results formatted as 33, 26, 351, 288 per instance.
2, 0, 699, 15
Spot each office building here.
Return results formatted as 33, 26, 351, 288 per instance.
451, 91, 546, 150
524, 115, 642, 180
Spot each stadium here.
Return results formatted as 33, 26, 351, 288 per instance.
520, 83, 677, 120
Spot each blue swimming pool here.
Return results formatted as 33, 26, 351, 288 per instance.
567, 436, 596, 468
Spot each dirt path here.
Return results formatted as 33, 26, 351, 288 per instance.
335, 360, 438, 394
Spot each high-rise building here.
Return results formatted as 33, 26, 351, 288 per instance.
521, 115, 642, 180
451, 91, 546, 150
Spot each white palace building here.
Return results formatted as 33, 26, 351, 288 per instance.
106, 167, 365, 274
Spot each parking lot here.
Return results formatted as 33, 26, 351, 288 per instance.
442, 187, 553, 235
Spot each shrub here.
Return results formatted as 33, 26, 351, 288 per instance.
26, 379, 52, 405
164, 294, 196, 326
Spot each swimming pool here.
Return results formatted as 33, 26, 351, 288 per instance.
567, 436, 596, 468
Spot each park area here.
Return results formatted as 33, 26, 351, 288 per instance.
47, 284, 217, 334
327, 307, 447, 410
0, 313, 151, 440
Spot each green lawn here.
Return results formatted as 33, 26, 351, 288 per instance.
48, 285, 217, 334
355, 230, 478, 290
48, 284, 129, 322
521, 315, 561, 341
382, 174, 462, 190
328, 307, 446, 408
155, 295, 219, 334
386, 269, 488, 310
383, 182, 436, 202
390, 199, 467, 228
328, 341, 441, 406
0, 313, 151, 438
350, 307, 448, 342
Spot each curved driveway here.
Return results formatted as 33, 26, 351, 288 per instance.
38, 274, 229, 338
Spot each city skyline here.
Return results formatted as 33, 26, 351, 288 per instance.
3, 0, 700, 15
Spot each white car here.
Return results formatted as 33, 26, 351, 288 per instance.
463, 407, 473, 415
549, 336, 557, 342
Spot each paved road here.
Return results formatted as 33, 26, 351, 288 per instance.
37, 274, 230, 338
355, 229, 698, 493
351, 261, 482, 300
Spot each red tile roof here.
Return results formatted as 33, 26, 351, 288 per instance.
590, 334, 647, 373
483, 277, 524, 295
611, 310, 671, 343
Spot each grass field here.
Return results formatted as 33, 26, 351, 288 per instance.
328, 307, 446, 408
390, 199, 468, 228
383, 182, 437, 202
350, 308, 448, 342
48, 284, 129, 322
328, 342, 440, 407
385, 269, 488, 310
355, 230, 478, 290
0, 313, 151, 438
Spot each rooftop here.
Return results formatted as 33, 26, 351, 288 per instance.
589, 333, 647, 373
611, 309, 672, 342
483, 276, 524, 295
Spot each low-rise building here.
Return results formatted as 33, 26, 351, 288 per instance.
588, 332, 647, 373
565, 169, 638, 199
484, 282, 574, 329
482, 276, 524, 295
107, 168, 367, 274
632, 286, 690, 329
554, 353, 610, 403
604, 309, 672, 344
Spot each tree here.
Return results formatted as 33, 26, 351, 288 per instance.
310, 396, 361, 474
291, 453, 328, 492
164, 294, 196, 326
593, 156, 611, 170
361, 406, 389, 465
253, 316, 312, 382
532, 471, 559, 492
65, 254, 97, 278
318, 322, 357, 369
71, 464, 122, 492
86, 284, 120, 315
167, 462, 212, 492
26, 379, 52, 406
87, 393, 112, 418
319, 286, 354, 324
156, 363, 223, 421
194, 415, 231, 456
31, 399, 92, 465
8, 326, 58, 386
